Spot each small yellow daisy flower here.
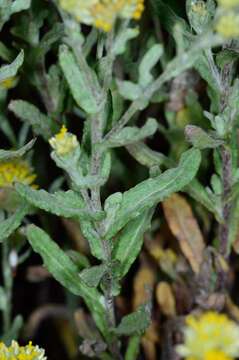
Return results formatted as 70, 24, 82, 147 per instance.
0, 340, 47, 359
0, 76, 17, 90
215, 12, 239, 38
59, 0, 144, 32
0, 160, 36, 188
49, 125, 79, 156
176, 311, 239, 360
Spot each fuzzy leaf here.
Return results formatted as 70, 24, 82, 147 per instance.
26, 225, 108, 337
16, 184, 103, 221
114, 304, 151, 335
80, 220, 105, 260
0, 205, 29, 242
116, 80, 142, 101
139, 44, 163, 87
11, 0, 31, 14
79, 264, 107, 287
9, 100, 58, 140
103, 118, 158, 148
1, 315, 23, 345
0, 139, 35, 161
163, 193, 205, 273
185, 125, 223, 149
113, 210, 153, 278
59, 45, 100, 114
105, 148, 201, 239
112, 28, 139, 56
0, 50, 24, 82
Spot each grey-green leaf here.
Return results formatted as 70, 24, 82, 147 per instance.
16, 184, 103, 221
9, 100, 58, 140
103, 118, 158, 149
0, 205, 29, 242
185, 125, 223, 149
26, 225, 108, 338
80, 264, 107, 287
106, 148, 201, 238
0, 139, 35, 161
59, 45, 100, 114
113, 210, 153, 278
11, 0, 31, 14
112, 28, 139, 56
139, 44, 163, 87
114, 304, 151, 336
116, 80, 142, 101
0, 50, 24, 83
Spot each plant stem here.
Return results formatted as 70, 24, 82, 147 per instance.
2, 240, 13, 334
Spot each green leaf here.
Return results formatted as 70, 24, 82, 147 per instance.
127, 142, 169, 167
80, 220, 105, 260
116, 80, 142, 101
113, 210, 153, 278
9, 100, 58, 140
139, 44, 163, 87
185, 125, 223, 149
125, 336, 141, 360
106, 148, 201, 238
79, 264, 107, 287
114, 304, 151, 336
0, 139, 35, 161
1, 315, 23, 345
0, 205, 29, 242
0, 50, 24, 83
102, 119, 158, 149
11, 0, 31, 14
16, 184, 104, 221
26, 225, 108, 338
112, 28, 139, 56
0, 286, 7, 311
59, 45, 100, 114
67, 250, 90, 270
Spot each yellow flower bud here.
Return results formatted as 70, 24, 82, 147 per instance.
49, 125, 79, 156
0, 160, 37, 188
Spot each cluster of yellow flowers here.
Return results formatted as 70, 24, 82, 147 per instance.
216, 0, 239, 37
0, 160, 36, 188
177, 311, 239, 360
49, 125, 79, 156
59, 0, 144, 32
0, 341, 46, 360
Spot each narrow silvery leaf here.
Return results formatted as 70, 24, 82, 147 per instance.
59, 45, 100, 114
127, 142, 169, 167
105, 148, 201, 239
2, 315, 23, 345
9, 100, 58, 140
0, 204, 29, 242
112, 28, 139, 56
0, 50, 24, 82
113, 210, 153, 278
26, 225, 108, 338
139, 44, 163, 87
0, 139, 35, 162
0, 286, 7, 311
103, 118, 158, 149
185, 125, 223, 149
16, 184, 104, 221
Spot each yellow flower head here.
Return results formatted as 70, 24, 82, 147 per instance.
217, 0, 239, 8
59, 0, 144, 31
0, 160, 36, 188
215, 12, 239, 38
0, 341, 47, 360
176, 311, 239, 360
49, 125, 79, 156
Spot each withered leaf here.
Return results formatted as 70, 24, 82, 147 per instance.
156, 282, 176, 317
163, 193, 205, 273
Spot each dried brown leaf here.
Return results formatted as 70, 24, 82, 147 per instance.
163, 193, 205, 273
156, 282, 176, 317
